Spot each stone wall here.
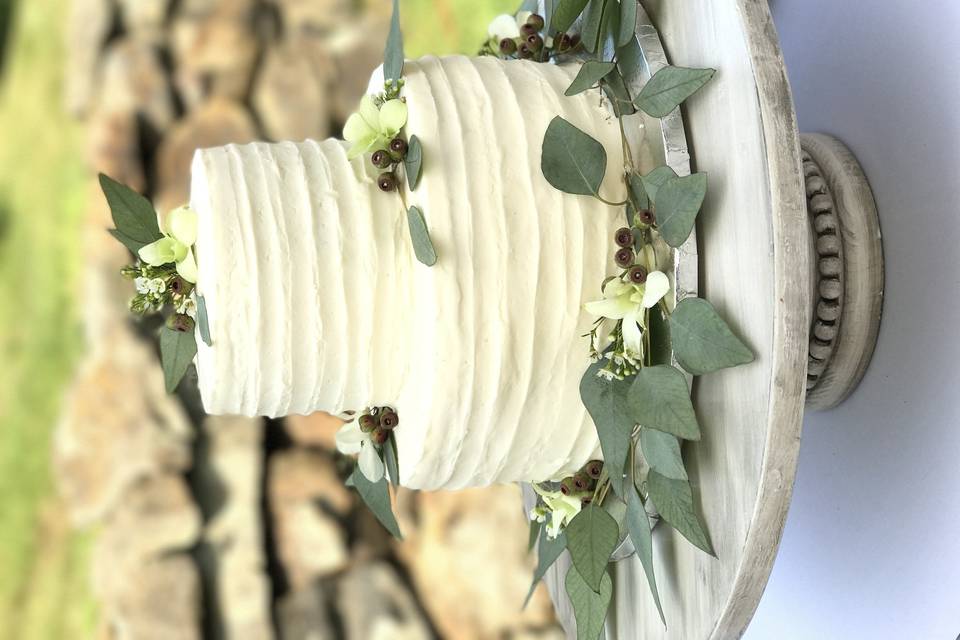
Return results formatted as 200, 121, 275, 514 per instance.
55, 1, 562, 638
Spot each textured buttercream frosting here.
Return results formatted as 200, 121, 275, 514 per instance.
190, 55, 632, 490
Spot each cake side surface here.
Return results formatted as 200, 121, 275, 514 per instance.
191, 55, 630, 490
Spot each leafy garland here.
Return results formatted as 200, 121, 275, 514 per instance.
503, 1, 753, 635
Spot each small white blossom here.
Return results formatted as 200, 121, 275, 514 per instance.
176, 296, 197, 318
147, 278, 166, 295
134, 277, 150, 294
533, 484, 584, 539
335, 421, 384, 482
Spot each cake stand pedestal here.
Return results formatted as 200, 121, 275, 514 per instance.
538, 1, 884, 638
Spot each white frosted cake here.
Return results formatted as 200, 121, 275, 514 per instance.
189, 55, 632, 490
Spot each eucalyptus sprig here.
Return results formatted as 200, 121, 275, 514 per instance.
100, 174, 212, 393
525, 1, 754, 634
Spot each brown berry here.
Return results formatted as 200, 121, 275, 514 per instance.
557, 33, 572, 51
167, 313, 195, 333
581, 495, 593, 506
526, 34, 543, 52
358, 414, 377, 432
372, 149, 392, 168
628, 265, 647, 284
371, 427, 389, 445
380, 410, 399, 430
560, 477, 576, 495
639, 209, 656, 225
526, 13, 545, 30
573, 472, 591, 492
377, 172, 396, 192
614, 247, 635, 268
569, 33, 581, 48
389, 137, 408, 158
584, 460, 604, 479
169, 276, 193, 296
517, 43, 533, 59
499, 38, 517, 55
520, 22, 538, 36
614, 227, 634, 248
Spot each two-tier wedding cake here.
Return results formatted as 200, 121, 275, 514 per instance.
189, 55, 633, 490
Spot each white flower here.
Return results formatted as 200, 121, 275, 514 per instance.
584, 249, 671, 358
176, 296, 197, 318
134, 277, 150, 294
138, 206, 199, 283
335, 421, 384, 482
343, 95, 408, 160
147, 278, 166, 295
487, 11, 534, 41
533, 484, 584, 539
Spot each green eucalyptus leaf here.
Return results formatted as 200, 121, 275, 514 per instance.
634, 66, 716, 118
581, 0, 608, 54
406, 206, 437, 267
384, 431, 400, 487
580, 361, 633, 496
524, 529, 567, 608
671, 298, 754, 375
628, 365, 700, 440
99, 173, 162, 254
566, 61, 616, 96
617, 0, 637, 47
655, 173, 707, 248
404, 135, 423, 191
196, 295, 212, 346
647, 305, 671, 366
640, 165, 677, 203
639, 428, 687, 481
528, 518, 543, 552
159, 326, 197, 393
349, 466, 403, 539
602, 494, 628, 540
383, 0, 403, 84
646, 470, 714, 555
602, 0, 620, 53
601, 66, 636, 116
565, 566, 612, 640
552, 0, 590, 33
565, 504, 619, 592
541, 116, 608, 198
625, 485, 665, 625
542, 0, 558, 34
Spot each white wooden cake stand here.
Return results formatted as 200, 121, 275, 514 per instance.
537, 1, 884, 638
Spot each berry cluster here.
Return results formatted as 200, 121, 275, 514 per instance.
357, 405, 400, 445
373, 137, 409, 193
559, 459, 605, 506
495, 13, 582, 62
612, 225, 652, 283
122, 263, 196, 332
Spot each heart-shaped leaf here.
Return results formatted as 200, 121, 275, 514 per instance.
541, 116, 608, 198
646, 470, 714, 555
640, 165, 677, 204
639, 428, 687, 481
159, 326, 197, 393
407, 205, 437, 266
580, 361, 634, 496
524, 528, 568, 608
628, 365, 700, 440
565, 565, 612, 640
349, 466, 403, 539
383, 0, 404, 84
625, 485, 665, 625
564, 504, 619, 592
655, 173, 707, 247
634, 66, 716, 118
404, 135, 423, 191
566, 61, 617, 96
100, 173, 162, 254
552, 0, 590, 33
671, 297, 754, 375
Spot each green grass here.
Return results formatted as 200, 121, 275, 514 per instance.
0, 0, 97, 638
